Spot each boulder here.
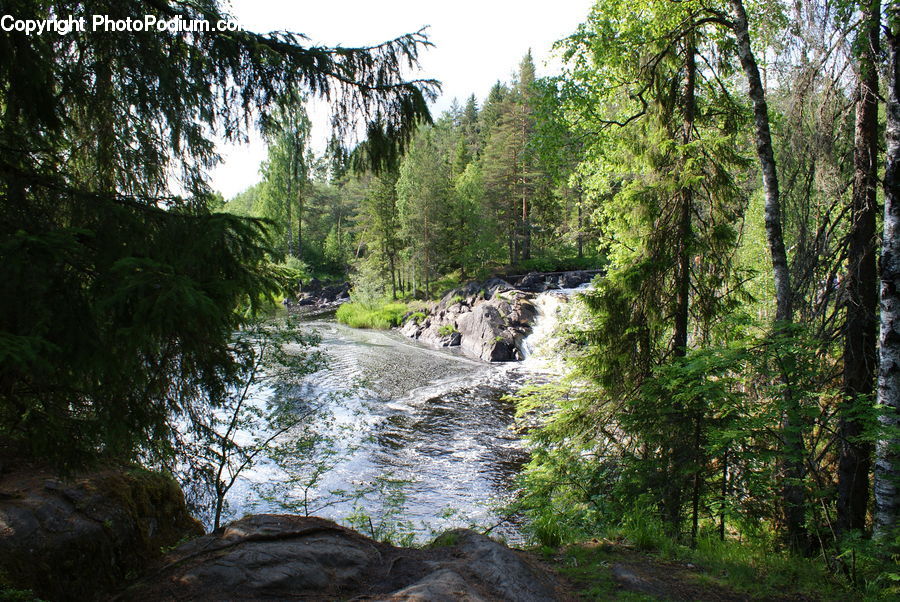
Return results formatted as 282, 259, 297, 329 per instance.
482, 277, 512, 299
120, 515, 383, 600
456, 304, 518, 362
374, 569, 486, 601
398, 271, 600, 362
514, 272, 549, 292
0, 463, 202, 601
121, 516, 566, 601
442, 530, 560, 602
559, 270, 593, 289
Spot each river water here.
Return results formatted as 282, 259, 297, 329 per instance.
223, 288, 584, 543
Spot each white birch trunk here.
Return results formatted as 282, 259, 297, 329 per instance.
875, 9, 900, 538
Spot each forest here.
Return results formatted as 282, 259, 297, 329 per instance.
1, 0, 899, 599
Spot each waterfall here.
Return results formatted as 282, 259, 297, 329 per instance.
519, 283, 591, 367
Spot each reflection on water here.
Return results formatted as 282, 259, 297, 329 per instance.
226, 318, 534, 543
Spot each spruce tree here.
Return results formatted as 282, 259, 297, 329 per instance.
0, 0, 436, 466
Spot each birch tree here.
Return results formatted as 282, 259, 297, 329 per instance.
874, 4, 900, 539
728, 0, 807, 549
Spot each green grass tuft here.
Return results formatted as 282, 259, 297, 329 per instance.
336, 302, 410, 329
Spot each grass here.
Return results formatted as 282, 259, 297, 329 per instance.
335, 302, 411, 329
541, 534, 862, 601
560, 521, 866, 601
546, 543, 654, 601
437, 324, 458, 336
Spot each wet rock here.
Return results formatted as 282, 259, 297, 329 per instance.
559, 270, 593, 289
515, 272, 549, 292
400, 271, 599, 362
287, 280, 352, 310
482, 277, 512, 299
400, 319, 422, 338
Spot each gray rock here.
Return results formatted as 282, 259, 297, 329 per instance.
482, 277, 512, 299
0, 466, 202, 602
123, 515, 381, 600
559, 270, 593, 289
515, 272, 549, 292
377, 569, 487, 601
439, 530, 559, 602
123, 516, 565, 601
456, 304, 515, 362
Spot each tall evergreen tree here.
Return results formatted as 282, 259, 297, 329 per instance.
0, 0, 436, 465
838, 0, 882, 536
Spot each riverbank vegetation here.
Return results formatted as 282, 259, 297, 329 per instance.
335, 301, 413, 329
508, 0, 900, 598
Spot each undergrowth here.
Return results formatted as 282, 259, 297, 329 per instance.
335, 302, 411, 329
527, 506, 898, 600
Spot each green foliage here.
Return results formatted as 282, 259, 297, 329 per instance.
437, 324, 458, 336
0, 587, 44, 602
174, 316, 327, 528
0, 0, 436, 469
335, 302, 410, 329
515, 254, 605, 274
406, 312, 427, 325
346, 474, 416, 546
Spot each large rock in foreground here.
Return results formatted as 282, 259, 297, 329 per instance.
0, 462, 202, 601
121, 514, 565, 601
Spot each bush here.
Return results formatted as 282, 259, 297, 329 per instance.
515, 254, 606, 274
406, 312, 427, 325
335, 302, 409, 329
437, 324, 458, 336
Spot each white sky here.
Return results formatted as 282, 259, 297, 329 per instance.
209, 0, 596, 198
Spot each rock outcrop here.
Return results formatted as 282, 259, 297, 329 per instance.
285, 279, 351, 309
400, 270, 597, 362
120, 514, 564, 601
0, 463, 203, 601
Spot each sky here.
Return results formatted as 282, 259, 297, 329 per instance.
210, 0, 596, 199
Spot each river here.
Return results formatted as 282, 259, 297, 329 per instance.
222, 288, 582, 544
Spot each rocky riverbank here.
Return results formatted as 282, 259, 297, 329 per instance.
283, 278, 351, 310
120, 514, 566, 600
400, 270, 598, 362
1, 465, 567, 600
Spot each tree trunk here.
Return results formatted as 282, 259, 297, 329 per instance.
673, 37, 695, 359
286, 144, 294, 257
665, 38, 696, 535
521, 104, 531, 261
874, 9, 900, 539
838, 0, 880, 536
729, 0, 807, 550
296, 182, 303, 259
577, 190, 584, 259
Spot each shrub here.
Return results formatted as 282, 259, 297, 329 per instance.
437, 324, 458, 336
406, 312, 427, 325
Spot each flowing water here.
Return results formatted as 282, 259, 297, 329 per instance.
224, 287, 587, 543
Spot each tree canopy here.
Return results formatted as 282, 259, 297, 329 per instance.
0, 0, 437, 466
